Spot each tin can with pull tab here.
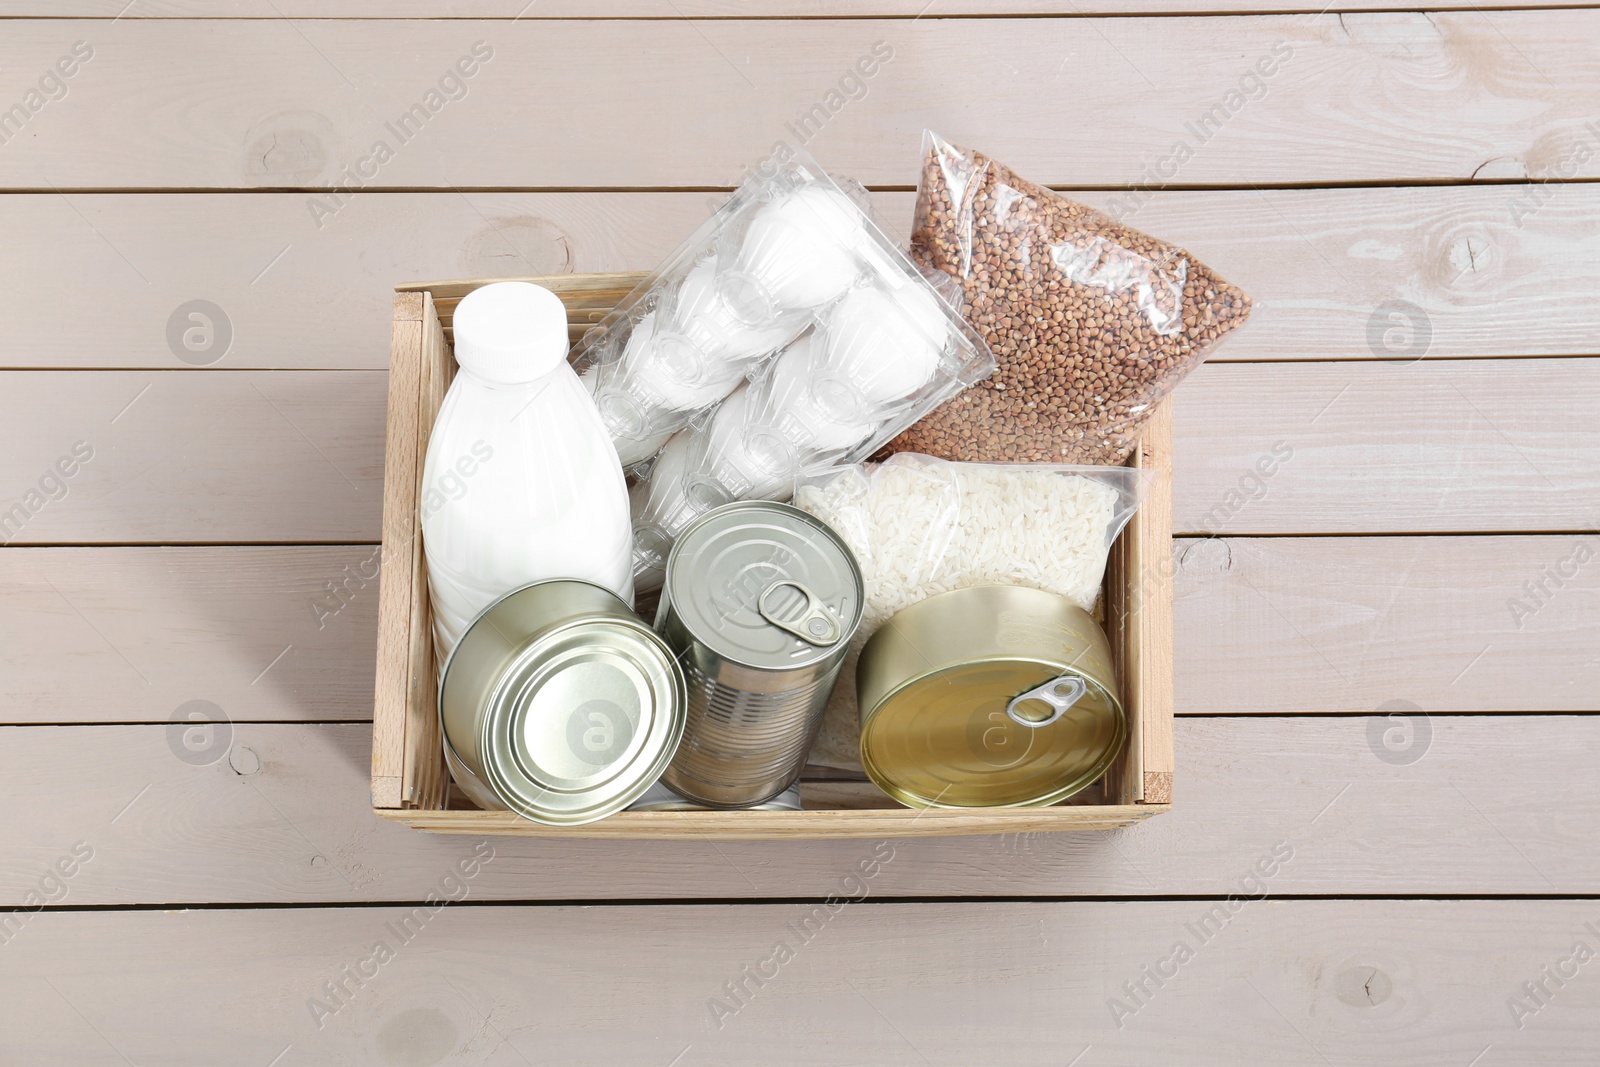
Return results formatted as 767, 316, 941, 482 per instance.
856, 585, 1126, 808
656, 501, 864, 807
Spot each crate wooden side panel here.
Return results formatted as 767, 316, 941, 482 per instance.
378, 803, 1167, 839
375, 274, 1175, 836
402, 294, 452, 812
399, 272, 649, 346
374, 291, 454, 811
370, 292, 424, 810
1100, 401, 1173, 806
1134, 403, 1175, 805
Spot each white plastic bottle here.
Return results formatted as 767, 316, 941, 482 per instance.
422, 282, 634, 659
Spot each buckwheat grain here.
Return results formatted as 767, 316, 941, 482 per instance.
885, 136, 1252, 464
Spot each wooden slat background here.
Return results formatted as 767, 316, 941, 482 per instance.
2, 361, 1593, 545
8, 187, 1600, 370
7, 0, 1595, 14
3, 16, 1600, 188
2, 8, 1594, 1064
4, 536, 1594, 724
4, 903, 1598, 1063
1, 716, 1594, 903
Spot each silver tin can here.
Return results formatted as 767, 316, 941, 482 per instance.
627, 782, 803, 812
656, 501, 863, 807
440, 579, 685, 826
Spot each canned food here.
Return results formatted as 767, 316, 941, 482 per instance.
440, 579, 686, 826
657, 501, 863, 807
856, 585, 1125, 808
628, 782, 803, 812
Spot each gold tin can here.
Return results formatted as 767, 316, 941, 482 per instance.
856, 585, 1125, 808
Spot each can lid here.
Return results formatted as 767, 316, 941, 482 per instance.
860, 655, 1124, 808
477, 617, 685, 825
664, 501, 863, 671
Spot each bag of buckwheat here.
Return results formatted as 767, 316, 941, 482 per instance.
883, 131, 1252, 465
793, 454, 1151, 770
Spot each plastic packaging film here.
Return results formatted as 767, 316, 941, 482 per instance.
792, 455, 1152, 770
882, 130, 1252, 465
570, 146, 997, 595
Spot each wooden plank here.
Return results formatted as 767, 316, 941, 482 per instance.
1173, 358, 1600, 535
3, 716, 1595, 903
1105, 402, 1175, 805
1135, 404, 1174, 803
372, 295, 423, 808
3, 16, 1599, 188
0, 370, 384, 544
418, 272, 653, 346
402, 293, 449, 811
1175, 535, 1600, 714
0, 546, 378, 724
3, 901, 1596, 1062
4, 359, 1592, 543
384, 804, 1162, 838
12, 187, 1600, 375
6, 0, 1588, 15
7, 185, 1598, 370
7, 535, 1589, 725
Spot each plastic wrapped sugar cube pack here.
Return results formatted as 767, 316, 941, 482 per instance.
580, 151, 996, 594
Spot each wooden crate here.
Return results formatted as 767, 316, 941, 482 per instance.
372, 272, 1174, 838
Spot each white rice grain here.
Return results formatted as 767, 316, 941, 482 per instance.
794, 457, 1126, 770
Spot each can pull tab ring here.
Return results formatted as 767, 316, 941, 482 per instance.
1006, 675, 1087, 728
757, 580, 842, 647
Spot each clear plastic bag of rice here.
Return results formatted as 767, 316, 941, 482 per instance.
793, 454, 1152, 770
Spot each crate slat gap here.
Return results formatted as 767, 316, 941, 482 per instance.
373, 273, 1174, 837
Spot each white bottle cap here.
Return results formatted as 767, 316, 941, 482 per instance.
452, 281, 570, 384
